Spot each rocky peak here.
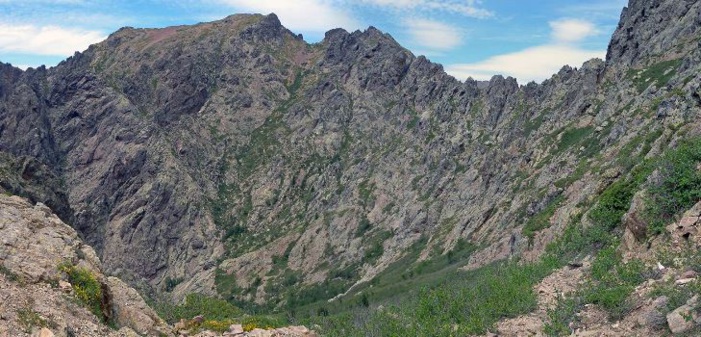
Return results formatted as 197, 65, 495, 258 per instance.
606, 0, 701, 70
0, 62, 23, 92
238, 13, 300, 45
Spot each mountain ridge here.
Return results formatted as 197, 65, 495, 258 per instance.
0, 1, 699, 323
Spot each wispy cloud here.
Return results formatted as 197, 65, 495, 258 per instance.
0, 24, 105, 56
404, 18, 462, 52
359, 0, 492, 18
216, 0, 360, 32
445, 18, 604, 83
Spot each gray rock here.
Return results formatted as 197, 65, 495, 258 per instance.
667, 295, 700, 334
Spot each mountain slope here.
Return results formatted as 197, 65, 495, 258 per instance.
0, 0, 699, 319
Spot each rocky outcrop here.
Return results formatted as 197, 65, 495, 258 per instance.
606, 0, 701, 69
0, 194, 171, 336
666, 295, 700, 334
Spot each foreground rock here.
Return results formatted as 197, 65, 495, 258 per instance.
0, 194, 172, 336
667, 295, 701, 334
189, 325, 317, 337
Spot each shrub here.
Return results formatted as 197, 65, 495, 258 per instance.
628, 59, 682, 93
584, 246, 645, 320
58, 263, 106, 322
543, 295, 581, 337
0, 264, 22, 283
160, 293, 243, 323
17, 307, 47, 332
557, 126, 594, 154
522, 195, 564, 242
646, 138, 701, 234
164, 276, 183, 292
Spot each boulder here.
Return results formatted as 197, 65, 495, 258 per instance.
667, 295, 701, 334
229, 324, 244, 334
35, 328, 54, 337
107, 276, 172, 336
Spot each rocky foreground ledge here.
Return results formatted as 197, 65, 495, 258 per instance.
0, 194, 315, 337
184, 324, 316, 337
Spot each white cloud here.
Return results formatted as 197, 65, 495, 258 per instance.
445, 18, 604, 83
405, 19, 462, 51
217, 0, 360, 33
550, 18, 599, 43
445, 44, 603, 83
0, 24, 105, 56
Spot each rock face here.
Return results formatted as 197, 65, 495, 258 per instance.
606, 0, 701, 69
0, 194, 171, 336
0, 0, 700, 308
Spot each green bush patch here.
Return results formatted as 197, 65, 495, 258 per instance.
58, 263, 110, 323
628, 59, 682, 93
645, 137, 701, 234
522, 195, 564, 242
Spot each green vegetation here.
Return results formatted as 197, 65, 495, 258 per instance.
357, 179, 375, 207
157, 293, 244, 323
215, 268, 245, 306
0, 264, 22, 284
305, 257, 559, 336
363, 229, 392, 262
616, 127, 663, 171
235, 111, 286, 179
156, 293, 286, 333
628, 58, 682, 93
554, 160, 590, 189
585, 246, 645, 319
522, 195, 564, 242
286, 71, 305, 95
589, 169, 647, 232
286, 275, 355, 310
523, 113, 545, 137
58, 262, 108, 323
356, 216, 372, 236
164, 276, 183, 292
407, 108, 420, 129
543, 295, 581, 336
645, 137, 701, 234
556, 126, 594, 154
17, 306, 49, 332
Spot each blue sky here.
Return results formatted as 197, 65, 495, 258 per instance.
0, 0, 627, 83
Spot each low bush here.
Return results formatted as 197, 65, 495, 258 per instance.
158, 293, 243, 324
58, 263, 106, 323
522, 195, 564, 242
